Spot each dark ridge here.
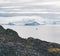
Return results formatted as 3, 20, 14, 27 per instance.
5, 28, 19, 37
0, 25, 22, 42
0, 25, 60, 56
0, 25, 5, 34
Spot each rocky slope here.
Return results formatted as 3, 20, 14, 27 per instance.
0, 25, 60, 56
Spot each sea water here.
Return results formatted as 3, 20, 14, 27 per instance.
3, 25, 60, 44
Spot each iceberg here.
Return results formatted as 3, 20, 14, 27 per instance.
7, 19, 40, 26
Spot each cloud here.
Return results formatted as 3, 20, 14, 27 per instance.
0, 0, 60, 23
0, 1, 60, 13
0, 0, 34, 3
0, 13, 60, 21
0, 0, 60, 3
0, 13, 60, 24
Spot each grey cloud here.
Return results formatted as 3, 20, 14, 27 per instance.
0, 1, 60, 20
0, 1, 60, 13
0, 13, 60, 20
34, 0, 60, 2
0, 5, 60, 12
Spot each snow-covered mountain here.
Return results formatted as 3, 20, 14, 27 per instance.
1, 19, 60, 26
7, 19, 40, 26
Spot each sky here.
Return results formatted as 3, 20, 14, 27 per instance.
0, 0, 60, 23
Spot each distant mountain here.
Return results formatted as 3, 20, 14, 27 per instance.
1, 20, 60, 26
0, 25, 60, 56
46, 21, 60, 25
8, 22, 15, 25
24, 20, 40, 26
7, 19, 40, 26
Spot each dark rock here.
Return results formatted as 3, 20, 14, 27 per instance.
0, 25, 5, 34
5, 29, 19, 37
0, 25, 60, 56
0, 25, 21, 42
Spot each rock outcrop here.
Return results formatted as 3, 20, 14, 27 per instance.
0, 25, 60, 56
0, 25, 21, 42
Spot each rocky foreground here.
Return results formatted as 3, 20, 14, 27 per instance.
0, 25, 60, 56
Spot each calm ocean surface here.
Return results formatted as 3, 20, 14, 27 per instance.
2, 25, 60, 44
